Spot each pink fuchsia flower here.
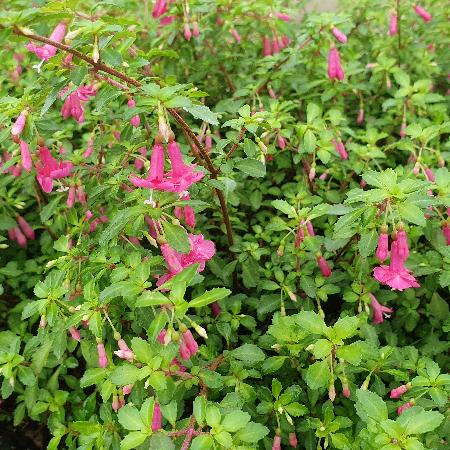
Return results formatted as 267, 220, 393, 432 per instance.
131, 140, 204, 193
395, 229, 410, 259
179, 338, 191, 360
13, 227, 27, 247
317, 255, 332, 277
327, 47, 344, 81
112, 395, 120, 412
369, 293, 393, 324
192, 21, 200, 38
390, 384, 410, 399
413, 4, 431, 22
275, 12, 291, 22
184, 23, 192, 41
272, 37, 280, 54
289, 432, 298, 448
35, 146, 73, 193
11, 110, 28, 141
373, 240, 420, 291
332, 26, 347, 43
400, 121, 407, 138
357, 107, 364, 125
114, 339, 134, 362
123, 384, 133, 395
277, 135, 286, 149
376, 230, 389, 262
332, 139, 348, 160
83, 136, 94, 158
182, 330, 199, 355
272, 435, 281, 450
97, 342, 108, 368
157, 329, 167, 345
342, 385, 351, 399
152, 402, 162, 431
26, 21, 67, 62
19, 140, 32, 172
424, 168, 435, 182
152, 0, 167, 18
294, 227, 305, 248
60, 85, 96, 123
174, 194, 196, 228
67, 186, 76, 208
306, 221, 315, 236
397, 402, 413, 415
134, 146, 147, 171
389, 13, 398, 36
319, 170, 329, 180
77, 185, 87, 204
211, 302, 221, 317
127, 98, 141, 128
68, 327, 81, 341
230, 28, 241, 43
17, 216, 35, 240
442, 223, 450, 245
309, 166, 316, 181
263, 36, 272, 56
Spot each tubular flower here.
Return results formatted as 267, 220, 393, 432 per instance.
397, 402, 413, 415
442, 223, 450, 245
369, 293, 393, 324
376, 231, 389, 262
152, 402, 162, 431
26, 22, 67, 64
389, 13, 398, 36
114, 339, 134, 362
97, 342, 108, 368
373, 239, 420, 291
35, 146, 73, 193
357, 107, 364, 125
68, 327, 81, 342
413, 4, 431, 22
272, 435, 281, 450
332, 26, 347, 43
182, 330, 199, 355
17, 216, 35, 240
128, 98, 141, 127
11, 110, 28, 140
19, 140, 32, 172
263, 36, 272, 56
289, 432, 298, 448
390, 384, 410, 399
184, 23, 192, 41
60, 85, 96, 123
152, 0, 167, 18
230, 28, 241, 43
317, 255, 332, 277
174, 194, 196, 228
327, 47, 344, 81
332, 139, 348, 160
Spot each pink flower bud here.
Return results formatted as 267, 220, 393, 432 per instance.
205, 134, 212, 151
112, 395, 120, 412
357, 108, 364, 125
328, 384, 336, 401
14, 227, 27, 247
179, 338, 191, 360
306, 221, 315, 236
11, 110, 27, 139
77, 185, 86, 204
400, 121, 407, 138
19, 140, 32, 172
114, 339, 134, 362
184, 23, 192, 41
332, 26, 347, 43
130, 114, 140, 127
294, 227, 305, 248
69, 327, 81, 341
424, 168, 435, 182
288, 432, 298, 448
272, 435, 281, 450
317, 255, 332, 277
268, 87, 277, 99
97, 342, 108, 368
152, 402, 162, 431
332, 139, 348, 160
275, 12, 291, 22
442, 224, 450, 245
67, 186, 76, 208
328, 47, 344, 81
309, 166, 316, 181
17, 216, 35, 240
263, 36, 272, 56
390, 384, 409, 399
84, 136, 94, 158
319, 170, 329, 180
389, 13, 398, 36
192, 21, 200, 38
183, 330, 198, 355
272, 37, 280, 54
230, 28, 241, 43
342, 386, 351, 398
376, 232, 389, 262
123, 384, 133, 395
397, 402, 413, 415
211, 302, 221, 317
157, 329, 167, 344
413, 5, 431, 22
277, 135, 286, 149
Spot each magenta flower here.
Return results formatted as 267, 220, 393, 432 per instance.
317, 255, 332, 277
397, 402, 413, 415
174, 194, 196, 228
67, 186, 76, 208
152, 402, 162, 431
112, 395, 120, 412
157, 329, 167, 345
272, 435, 282, 450
83, 136, 95, 158
19, 140, 32, 172
17, 216, 35, 240
396, 229, 409, 259
369, 293, 393, 324
332, 139, 348, 160
413, 5, 431, 22
130, 140, 204, 193
357, 108, 364, 125
390, 384, 409, 399
68, 327, 81, 342
400, 121, 407, 138
183, 330, 199, 355
306, 221, 315, 236
192, 21, 200, 38
26, 22, 67, 62
152, 0, 167, 18
127, 98, 140, 128
184, 23, 192, 41
11, 110, 27, 140
327, 47, 344, 81
288, 432, 298, 448
60, 85, 96, 123
77, 185, 87, 204
35, 146, 73, 193
332, 26, 347, 43
277, 135, 286, 149
114, 339, 134, 362
263, 36, 272, 57
442, 224, 450, 245
13, 227, 27, 247
424, 168, 435, 182
389, 13, 398, 36
272, 38, 280, 54
275, 12, 291, 22
230, 28, 241, 43
211, 302, 221, 317
373, 240, 420, 291
122, 384, 133, 395
342, 385, 351, 399
134, 146, 147, 171
294, 227, 305, 248
97, 342, 108, 368
376, 231, 389, 262
205, 134, 213, 151
179, 338, 191, 360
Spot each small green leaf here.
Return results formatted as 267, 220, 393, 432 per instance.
221, 411, 250, 432
135, 291, 171, 308
236, 422, 269, 443
236, 159, 266, 178
118, 405, 145, 431
189, 288, 231, 308
162, 221, 190, 254
228, 344, 265, 365
305, 360, 331, 390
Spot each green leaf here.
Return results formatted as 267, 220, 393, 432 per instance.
332, 316, 359, 341
100, 207, 144, 246
135, 291, 171, 308
306, 103, 321, 123
120, 431, 148, 450
189, 288, 231, 308
193, 396, 207, 427
147, 311, 168, 343
109, 365, 142, 386
305, 360, 331, 390
118, 405, 145, 431
271, 200, 297, 218
148, 433, 175, 450
236, 159, 266, 178
222, 411, 251, 432
157, 264, 199, 291
190, 435, 214, 450
398, 407, 444, 435
228, 344, 265, 365
205, 405, 221, 427
261, 356, 287, 374
359, 229, 378, 257
284, 402, 308, 417
183, 104, 219, 125
398, 203, 426, 226
303, 129, 317, 152
236, 422, 269, 443
297, 311, 328, 335
162, 221, 190, 254
355, 389, 388, 423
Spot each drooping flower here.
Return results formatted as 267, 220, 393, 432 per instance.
26, 22, 67, 63
134, 147, 147, 171
288, 432, 298, 448
77, 185, 87, 204
389, 13, 398, 36
182, 330, 199, 355
130, 140, 204, 193
60, 85, 96, 123
294, 227, 305, 248
152, 0, 167, 18
127, 98, 141, 128
272, 435, 282, 450
332, 26, 347, 43
277, 135, 286, 149
184, 23, 192, 41
306, 221, 315, 236
390, 384, 410, 399
272, 37, 280, 54
35, 146, 73, 193
275, 12, 291, 22
152, 402, 162, 431
395, 229, 409, 259
13, 227, 27, 247
413, 4, 431, 22
357, 107, 364, 125
327, 47, 344, 81
332, 139, 348, 160
373, 240, 420, 291
369, 293, 394, 324
114, 339, 134, 362
174, 194, 196, 228
19, 140, 32, 172
122, 384, 133, 395
17, 216, 35, 240
68, 327, 81, 342
342, 384, 351, 399
317, 255, 332, 277
230, 28, 241, 43
211, 302, 221, 317
112, 395, 120, 412
263, 36, 272, 56
397, 402, 413, 415
424, 168, 435, 182
205, 134, 213, 152
192, 21, 200, 38
376, 230, 389, 262
97, 342, 108, 368
442, 223, 450, 245
67, 186, 76, 208
11, 110, 28, 141
83, 136, 94, 158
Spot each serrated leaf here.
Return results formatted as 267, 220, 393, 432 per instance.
189, 288, 231, 308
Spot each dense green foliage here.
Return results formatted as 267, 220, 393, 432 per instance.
0, 0, 449, 449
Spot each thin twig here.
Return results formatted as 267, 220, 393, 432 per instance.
225, 127, 246, 160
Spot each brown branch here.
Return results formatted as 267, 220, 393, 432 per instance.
10, 26, 235, 247
225, 127, 246, 160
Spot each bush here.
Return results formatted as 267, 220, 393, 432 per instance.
0, 0, 449, 449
